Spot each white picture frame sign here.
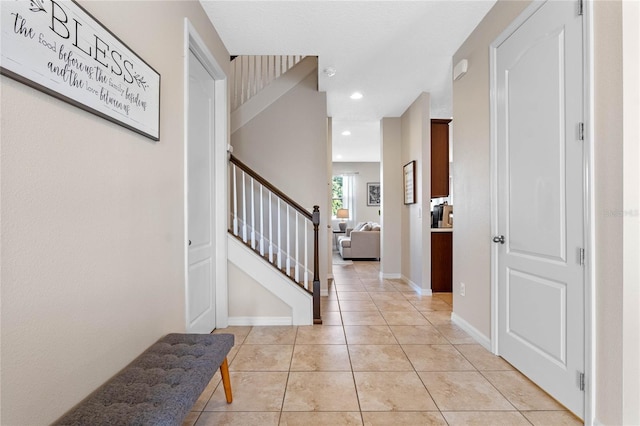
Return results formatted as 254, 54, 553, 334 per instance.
0, 0, 161, 140
403, 160, 416, 205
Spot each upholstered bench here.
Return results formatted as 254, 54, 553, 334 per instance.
54, 333, 234, 426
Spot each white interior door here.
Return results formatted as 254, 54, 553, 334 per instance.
187, 50, 216, 333
494, 0, 584, 417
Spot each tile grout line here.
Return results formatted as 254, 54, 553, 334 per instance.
276, 325, 298, 423
333, 276, 367, 424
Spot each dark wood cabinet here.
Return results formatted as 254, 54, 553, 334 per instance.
431, 119, 451, 198
431, 232, 452, 293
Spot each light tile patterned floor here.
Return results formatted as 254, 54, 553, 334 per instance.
184, 261, 582, 426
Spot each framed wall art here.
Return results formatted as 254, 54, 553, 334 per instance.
0, 0, 161, 140
367, 182, 380, 206
403, 160, 416, 205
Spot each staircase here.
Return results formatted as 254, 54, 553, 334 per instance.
228, 154, 322, 324
227, 54, 323, 325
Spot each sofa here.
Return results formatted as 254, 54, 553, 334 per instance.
338, 222, 380, 260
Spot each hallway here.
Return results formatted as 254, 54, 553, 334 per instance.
185, 261, 581, 425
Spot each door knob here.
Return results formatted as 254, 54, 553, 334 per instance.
189, 240, 192, 246
492, 235, 505, 244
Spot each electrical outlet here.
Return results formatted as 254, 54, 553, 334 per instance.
460, 282, 466, 297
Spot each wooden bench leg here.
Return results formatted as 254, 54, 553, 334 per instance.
220, 357, 232, 403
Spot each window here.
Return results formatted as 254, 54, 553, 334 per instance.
332, 176, 344, 217
332, 175, 354, 219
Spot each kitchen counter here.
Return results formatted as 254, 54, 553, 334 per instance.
431, 228, 453, 233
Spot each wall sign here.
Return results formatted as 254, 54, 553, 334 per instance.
1, 0, 161, 140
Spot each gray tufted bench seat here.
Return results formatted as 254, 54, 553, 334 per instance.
54, 333, 234, 426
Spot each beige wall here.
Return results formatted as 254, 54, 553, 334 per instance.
327, 118, 334, 279
452, 0, 638, 423
332, 162, 381, 227
231, 72, 329, 291
227, 263, 292, 318
381, 118, 403, 277
0, 1, 229, 424
400, 93, 431, 291
622, 1, 640, 423
451, 0, 530, 339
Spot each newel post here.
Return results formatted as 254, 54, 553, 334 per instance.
312, 205, 322, 324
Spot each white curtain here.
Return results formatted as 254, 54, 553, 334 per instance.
341, 174, 355, 226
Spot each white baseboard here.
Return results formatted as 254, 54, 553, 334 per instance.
228, 316, 293, 326
325, 274, 333, 296
451, 312, 491, 350
402, 275, 432, 296
381, 272, 402, 279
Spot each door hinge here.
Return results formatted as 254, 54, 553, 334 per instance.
578, 372, 585, 391
578, 122, 585, 140
579, 248, 585, 265
578, 0, 584, 16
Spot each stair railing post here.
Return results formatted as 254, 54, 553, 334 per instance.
312, 205, 322, 324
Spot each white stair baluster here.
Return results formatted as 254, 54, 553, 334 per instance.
268, 192, 273, 263
259, 185, 264, 256
295, 212, 299, 283
269, 56, 275, 86
304, 220, 309, 289
232, 164, 238, 235
286, 205, 290, 275
240, 57, 246, 106
232, 59, 238, 110
242, 171, 247, 242
277, 198, 282, 269
252, 56, 257, 101
251, 178, 255, 249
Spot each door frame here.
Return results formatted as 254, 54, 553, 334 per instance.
489, 0, 595, 423
183, 20, 229, 329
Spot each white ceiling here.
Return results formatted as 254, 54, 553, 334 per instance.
200, 0, 496, 162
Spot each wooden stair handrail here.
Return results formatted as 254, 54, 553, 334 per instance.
230, 154, 312, 220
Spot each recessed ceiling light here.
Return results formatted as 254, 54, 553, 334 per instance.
350, 92, 363, 100
336, 154, 343, 159
341, 130, 351, 136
